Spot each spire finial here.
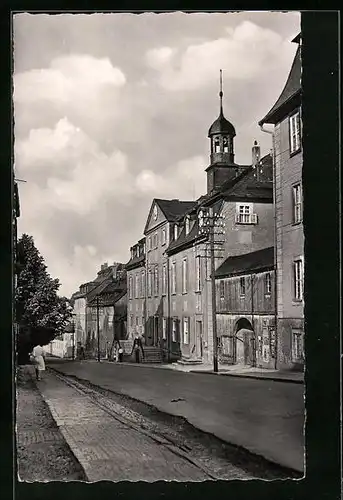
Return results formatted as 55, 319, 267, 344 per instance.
219, 69, 223, 115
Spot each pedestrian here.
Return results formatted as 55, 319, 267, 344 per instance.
118, 342, 124, 363
30, 344, 46, 381
79, 344, 85, 360
132, 333, 144, 363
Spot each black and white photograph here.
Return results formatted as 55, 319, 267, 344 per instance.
13, 10, 306, 483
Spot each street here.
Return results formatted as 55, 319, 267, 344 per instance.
46, 359, 304, 475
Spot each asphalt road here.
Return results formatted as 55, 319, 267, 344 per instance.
48, 359, 305, 473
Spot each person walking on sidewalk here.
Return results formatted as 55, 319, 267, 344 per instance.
30, 344, 46, 381
132, 334, 144, 363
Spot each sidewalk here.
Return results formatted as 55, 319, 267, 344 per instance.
37, 370, 212, 482
16, 366, 86, 481
48, 359, 305, 473
80, 358, 304, 384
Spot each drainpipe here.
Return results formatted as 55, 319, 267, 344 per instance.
167, 254, 171, 362
260, 123, 278, 369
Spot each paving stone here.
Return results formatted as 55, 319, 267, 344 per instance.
38, 371, 211, 482
17, 429, 64, 445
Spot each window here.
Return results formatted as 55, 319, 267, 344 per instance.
148, 269, 152, 296
162, 318, 167, 340
174, 224, 178, 240
141, 270, 145, 297
172, 319, 177, 342
136, 316, 139, 327
240, 277, 246, 296
220, 280, 225, 300
130, 315, 133, 328
162, 265, 167, 296
289, 110, 301, 154
171, 262, 176, 294
292, 183, 303, 223
182, 259, 188, 294
153, 232, 158, 249
214, 137, 220, 153
185, 216, 190, 236
292, 330, 304, 361
223, 136, 229, 153
148, 236, 152, 251
136, 246, 140, 258
195, 256, 201, 292
265, 273, 272, 295
129, 276, 133, 299
154, 266, 159, 296
162, 228, 166, 245
235, 204, 257, 224
183, 318, 189, 344
293, 258, 304, 301
135, 274, 140, 298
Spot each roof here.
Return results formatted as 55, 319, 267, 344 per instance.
155, 199, 197, 222
208, 108, 236, 137
259, 45, 301, 125
166, 215, 205, 255
125, 253, 145, 271
215, 247, 274, 278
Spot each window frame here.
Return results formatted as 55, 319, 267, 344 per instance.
154, 266, 159, 297
293, 257, 304, 301
162, 227, 166, 246
172, 318, 177, 342
182, 258, 188, 294
289, 109, 301, 156
219, 280, 225, 301
148, 269, 152, 297
171, 262, 176, 295
291, 329, 304, 362
183, 317, 189, 345
239, 276, 246, 297
162, 317, 167, 340
264, 272, 272, 296
162, 264, 167, 296
292, 182, 303, 224
195, 255, 201, 292
129, 276, 133, 299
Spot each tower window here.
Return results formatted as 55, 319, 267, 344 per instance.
223, 137, 229, 153
214, 137, 220, 153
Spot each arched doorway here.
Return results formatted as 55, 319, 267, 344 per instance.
234, 318, 256, 367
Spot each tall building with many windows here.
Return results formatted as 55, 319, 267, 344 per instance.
259, 34, 303, 370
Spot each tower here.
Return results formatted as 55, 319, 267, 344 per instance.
206, 70, 237, 193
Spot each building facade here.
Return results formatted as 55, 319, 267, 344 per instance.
259, 35, 304, 370
215, 247, 276, 369
126, 238, 146, 339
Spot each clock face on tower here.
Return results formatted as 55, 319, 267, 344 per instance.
153, 205, 158, 220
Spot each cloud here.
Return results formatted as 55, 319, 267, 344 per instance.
15, 118, 134, 216
146, 21, 295, 91
14, 54, 126, 104
145, 46, 176, 70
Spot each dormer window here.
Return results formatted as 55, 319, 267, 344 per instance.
136, 247, 140, 258
185, 216, 190, 236
174, 224, 178, 240
130, 248, 134, 259
223, 137, 229, 153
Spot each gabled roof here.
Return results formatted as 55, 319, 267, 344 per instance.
259, 45, 301, 126
155, 199, 197, 223
215, 247, 274, 278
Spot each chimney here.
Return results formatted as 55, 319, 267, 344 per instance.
252, 140, 261, 167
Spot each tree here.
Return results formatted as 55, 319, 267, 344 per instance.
15, 234, 72, 360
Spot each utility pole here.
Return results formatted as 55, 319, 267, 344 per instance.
209, 206, 219, 373
198, 207, 225, 374
96, 296, 100, 362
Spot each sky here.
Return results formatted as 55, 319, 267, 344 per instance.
13, 11, 301, 297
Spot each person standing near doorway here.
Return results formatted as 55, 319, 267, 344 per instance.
132, 334, 144, 363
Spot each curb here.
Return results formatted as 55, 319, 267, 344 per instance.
51, 359, 304, 384
190, 370, 304, 384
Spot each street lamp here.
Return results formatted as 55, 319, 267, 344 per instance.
71, 313, 76, 360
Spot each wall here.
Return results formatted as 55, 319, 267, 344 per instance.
274, 111, 304, 370
73, 296, 86, 345
127, 265, 146, 338
145, 208, 170, 347
220, 200, 274, 258
168, 241, 208, 362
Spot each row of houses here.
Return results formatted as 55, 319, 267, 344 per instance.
68, 34, 303, 371
125, 34, 304, 371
